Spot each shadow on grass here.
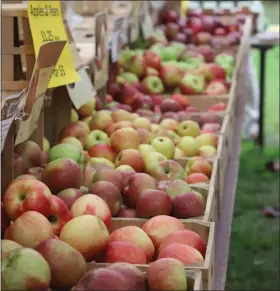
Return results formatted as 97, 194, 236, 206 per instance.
226, 142, 280, 290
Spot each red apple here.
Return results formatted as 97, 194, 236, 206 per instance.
3, 179, 52, 221
205, 81, 228, 95
195, 32, 212, 45
187, 17, 203, 35
115, 149, 145, 173
88, 144, 115, 162
161, 10, 179, 24
208, 102, 227, 112
185, 173, 210, 184
204, 64, 227, 81
119, 205, 138, 218
197, 45, 215, 63
144, 51, 161, 70
171, 94, 189, 109
57, 188, 83, 209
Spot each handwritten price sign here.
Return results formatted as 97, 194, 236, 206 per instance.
28, 1, 79, 88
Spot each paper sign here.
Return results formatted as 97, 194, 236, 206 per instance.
140, 2, 154, 39
130, 2, 141, 43
1, 90, 26, 152
15, 41, 66, 146
111, 17, 125, 63
94, 11, 109, 90
28, 1, 80, 88
66, 67, 97, 109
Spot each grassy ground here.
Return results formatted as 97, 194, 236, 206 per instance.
226, 2, 279, 290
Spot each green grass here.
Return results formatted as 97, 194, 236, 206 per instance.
226, 3, 279, 289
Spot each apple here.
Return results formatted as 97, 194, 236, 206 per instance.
36, 239, 87, 289
89, 110, 113, 131
127, 55, 147, 79
14, 140, 43, 169
77, 98, 96, 117
60, 136, 83, 151
144, 51, 161, 70
115, 149, 145, 173
94, 168, 124, 192
167, 130, 181, 146
201, 123, 221, 134
161, 10, 179, 24
176, 120, 200, 137
57, 188, 83, 209
136, 189, 172, 218
48, 143, 83, 164
133, 117, 151, 131
206, 81, 228, 95
160, 99, 183, 113
186, 157, 212, 178
151, 136, 175, 159
118, 49, 136, 69
1, 240, 22, 258
203, 63, 227, 81
105, 241, 147, 264
214, 27, 227, 36
142, 215, 184, 248
42, 158, 82, 194
85, 130, 110, 149
137, 95, 155, 111
197, 45, 215, 63
180, 74, 205, 95
71, 108, 79, 122
3, 179, 51, 221
159, 229, 206, 256
164, 179, 192, 199
196, 133, 218, 148
159, 63, 182, 90
208, 102, 227, 112
4, 211, 54, 248
73, 263, 146, 291
70, 194, 111, 227
111, 109, 132, 123
141, 76, 164, 95
60, 215, 109, 260
42, 137, 50, 153
172, 191, 205, 218
136, 128, 151, 144
115, 165, 136, 186
159, 118, 179, 131
110, 128, 140, 153
154, 159, 185, 181
138, 144, 157, 158
186, 106, 199, 113
88, 144, 115, 162
109, 226, 155, 262
117, 72, 139, 87
147, 258, 187, 291
174, 147, 185, 158
25, 166, 44, 181
215, 53, 235, 68
171, 93, 189, 109
178, 136, 200, 157
199, 145, 217, 158
2, 247, 51, 290
187, 17, 203, 34
105, 121, 133, 137
47, 195, 71, 235
165, 22, 180, 40
158, 243, 204, 264
119, 206, 138, 218
186, 173, 210, 184
13, 153, 25, 178
195, 32, 212, 45
122, 173, 157, 208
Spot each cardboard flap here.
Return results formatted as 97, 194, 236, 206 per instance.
15, 40, 66, 146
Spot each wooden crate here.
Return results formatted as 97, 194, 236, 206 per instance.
95, 219, 215, 290
87, 264, 203, 290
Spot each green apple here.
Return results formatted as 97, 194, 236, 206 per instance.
118, 49, 136, 68
176, 120, 201, 137
85, 130, 109, 149
169, 41, 186, 55
160, 46, 178, 61
48, 143, 82, 163
215, 53, 235, 68
60, 136, 83, 151
151, 136, 175, 159
165, 179, 192, 199
178, 136, 200, 157
117, 72, 139, 86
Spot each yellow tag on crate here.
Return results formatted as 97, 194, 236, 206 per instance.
28, 1, 80, 88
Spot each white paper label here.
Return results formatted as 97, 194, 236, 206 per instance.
1, 90, 26, 152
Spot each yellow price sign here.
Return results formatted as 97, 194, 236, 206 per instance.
28, 1, 80, 88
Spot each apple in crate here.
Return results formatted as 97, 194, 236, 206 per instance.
160, 118, 179, 131
186, 157, 213, 178
115, 165, 135, 187
208, 102, 227, 112
159, 63, 182, 90
110, 128, 140, 153
77, 98, 96, 117
60, 136, 83, 150
70, 194, 112, 227
144, 50, 161, 70
201, 123, 221, 134
142, 76, 165, 95
136, 189, 172, 218
90, 181, 121, 217
88, 144, 115, 162
142, 215, 185, 248
119, 206, 138, 218
158, 243, 204, 265
60, 215, 109, 261
199, 145, 217, 158
14, 140, 43, 169
176, 120, 201, 137
94, 168, 124, 192
5, 211, 54, 248
180, 74, 205, 95
89, 110, 113, 131
196, 132, 218, 148
115, 149, 145, 173
42, 158, 82, 194
57, 188, 83, 209
37, 239, 87, 289
1, 240, 22, 258
2, 247, 51, 291
147, 258, 187, 291
122, 173, 157, 208
206, 80, 228, 95
159, 229, 206, 256
3, 179, 52, 221
85, 130, 110, 149
164, 179, 192, 199
151, 136, 175, 159
111, 109, 133, 123
133, 117, 151, 130
186, 173, 210, 184
204, 63, 227, 81
48, 143, 83, 164
178, 136, 200, 157
13, 153, 25, 178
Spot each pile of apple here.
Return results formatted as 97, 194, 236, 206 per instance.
2, 213, 206, 290
160, 9, 243, 47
